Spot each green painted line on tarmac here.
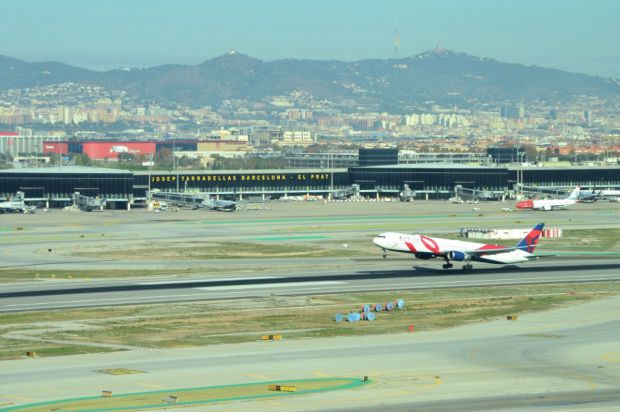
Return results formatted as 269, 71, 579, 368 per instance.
199, 214, 451, 225
249, 235, 331, 241
1, 377, 369, 412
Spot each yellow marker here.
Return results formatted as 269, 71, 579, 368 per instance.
602, 352, 620, 363
268, 385, 296, 392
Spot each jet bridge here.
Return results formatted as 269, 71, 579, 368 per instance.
147, 191, 236, 211
72, 192, 106, 212
149, 191, 206, 209
332, 184, 360, 200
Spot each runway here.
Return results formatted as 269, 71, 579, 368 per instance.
2, 295, 619, 411
2, 260, 620, 312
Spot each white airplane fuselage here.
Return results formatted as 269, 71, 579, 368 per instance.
515, 198, 576, 211
373, 232, 534, 265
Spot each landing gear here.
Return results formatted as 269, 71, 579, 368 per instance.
462, 263, 473, 271
442, 258, 453, 269
382, 249, 387, 259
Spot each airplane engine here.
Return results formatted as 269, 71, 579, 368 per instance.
447, 251, 470, 261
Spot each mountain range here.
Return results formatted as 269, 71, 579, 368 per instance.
1, 49, 619, 111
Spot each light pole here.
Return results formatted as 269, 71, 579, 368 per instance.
329, 148, 334, 201
173, 140, 180, 191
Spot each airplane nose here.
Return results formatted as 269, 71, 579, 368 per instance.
516, 200, 533, 209
373, 236, 386, 248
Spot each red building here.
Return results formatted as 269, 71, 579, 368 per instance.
81, 141, 157, 160
42, 141, 69, 155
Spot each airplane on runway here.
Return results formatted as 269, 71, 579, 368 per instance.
515, 187, 580, 211
373, 223, 544, 270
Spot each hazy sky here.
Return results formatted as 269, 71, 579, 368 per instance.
1, 0, 619, 77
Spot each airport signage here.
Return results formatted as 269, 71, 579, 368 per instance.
150, 173, 330, 184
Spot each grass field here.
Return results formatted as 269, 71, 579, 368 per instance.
69, 241, 368, 260
1, 282, 619, 360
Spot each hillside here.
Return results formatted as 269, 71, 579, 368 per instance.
1, 49, 618, 111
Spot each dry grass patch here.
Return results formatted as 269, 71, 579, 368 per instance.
2, 282, 620, 359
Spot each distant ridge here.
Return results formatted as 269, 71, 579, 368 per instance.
1, 50, 618, 111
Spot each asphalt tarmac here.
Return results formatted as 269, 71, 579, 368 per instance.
2, 260, 620, 312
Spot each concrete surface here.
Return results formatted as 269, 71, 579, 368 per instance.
1, 295, 619, 411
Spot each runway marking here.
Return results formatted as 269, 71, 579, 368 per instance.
245, 373, 271, 380
194, 281, 343, 291
383, 375, 443, 396
561, 372, 597, 391
313, 371, 329, 377
602, 351, 620, 363
137, 276, 278, 285
138, 382, 168, 390
420, 376, 443, 393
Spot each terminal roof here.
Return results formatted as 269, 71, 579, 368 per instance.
0, 166, 132, 174
356, 163, 501, 169
133, 168, 348, 175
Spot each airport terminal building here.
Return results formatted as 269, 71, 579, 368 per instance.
1, 159, 620, 208
0, 143, 618, 207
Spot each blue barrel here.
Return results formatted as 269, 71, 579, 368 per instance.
396, 299, 405, 309
373, 303, 382, 312
385, 302, 394, 311
334, 313, 343, 322
365, 312, 376, 321
347, 312, 360, 322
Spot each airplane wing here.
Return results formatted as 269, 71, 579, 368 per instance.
450, 244, 549, 258
444, 246, 533, 261
466, 247, 525, 256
